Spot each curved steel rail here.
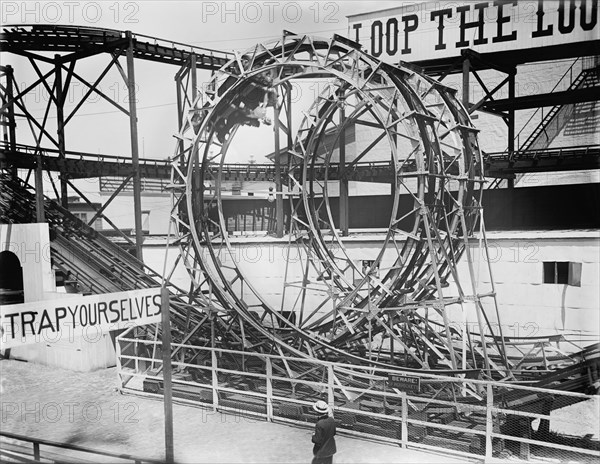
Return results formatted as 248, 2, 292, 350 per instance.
167, 34, 509, 378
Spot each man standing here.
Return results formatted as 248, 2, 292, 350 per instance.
311, 400, 337, 464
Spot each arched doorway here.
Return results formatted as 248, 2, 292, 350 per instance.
0, 250, 24, 359
0, 250, 24, 303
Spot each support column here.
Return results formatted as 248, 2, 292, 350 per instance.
273, 95, 284, 238
160, 287, 175, 463
189, 55, 203, 219
286, 86, 293, 150
190, 54, 197, 101
54, 55, 68, 208
175, 66, 184, 161
34, 152, 45, 222
5, 66, 17, 178
338, 90, 349, 236
462, 58, 470, 110
126, 32, 144, 260
507, 72, 516, 189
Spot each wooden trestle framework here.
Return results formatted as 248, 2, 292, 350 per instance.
163, 34, 513, 382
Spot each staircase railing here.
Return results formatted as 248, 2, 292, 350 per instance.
516, 57, 585, 151
487, 56, 599, 189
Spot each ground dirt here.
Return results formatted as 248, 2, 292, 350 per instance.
0, 359, 467, 463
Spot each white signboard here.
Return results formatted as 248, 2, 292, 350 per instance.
347, 1, 599, 63
0, 288, 162, 349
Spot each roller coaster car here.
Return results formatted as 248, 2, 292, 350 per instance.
213, 76, 277, 143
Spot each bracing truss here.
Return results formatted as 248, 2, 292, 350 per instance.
165, 34, 511, 380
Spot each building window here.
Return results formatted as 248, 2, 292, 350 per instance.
543, 262, 582, 286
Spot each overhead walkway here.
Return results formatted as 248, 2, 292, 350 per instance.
4, 140, 598, 187
0, 141, 171, 180
0, 24, 231, 69
0, 141, 410, 184
484, 144, 600, 178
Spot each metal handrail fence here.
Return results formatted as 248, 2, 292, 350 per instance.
116, 330, 600, 462
0, 430, 164, 464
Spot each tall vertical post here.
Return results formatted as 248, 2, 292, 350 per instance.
400, 391, 408, 448
266, 357, 273, 421
286, 85, 293, 231
462, 58, 470, 110
273, 95, 284, 238
507, 72, 516, 189
286, 85, 293, 150
389, 312, 395, 364
189, 54, 203, 218
126, 32, 144, 260
160, 287, 175, 464
338, 89, 349, 236
34, 152, 45, 222
485, 383, 494, 460
190, 54, 197, 101
327, 364, 334, 407
54, 55, 68, 208
175, 67, 184, 162
5, 66, 17, 178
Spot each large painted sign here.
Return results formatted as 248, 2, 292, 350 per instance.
347, 1, 599, 63
0, 288, 162, 349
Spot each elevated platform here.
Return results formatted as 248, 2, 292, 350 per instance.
415, 43, 600, 77
3, 141, 598, 182
484, 145, 600, 178
0, 142, 171, 179
0, 24, 232, 69
0, 141, 410, 183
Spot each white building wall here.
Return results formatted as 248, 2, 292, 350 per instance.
142, 230, 600, 341
470, 231, 600, 339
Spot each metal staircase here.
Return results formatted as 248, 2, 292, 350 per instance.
487, 57, 599, 189
518, 58, 600, 152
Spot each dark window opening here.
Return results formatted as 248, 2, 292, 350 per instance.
543, 261, 582, 286
556, 262, 569, 284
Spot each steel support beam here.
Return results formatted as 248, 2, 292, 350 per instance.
54, 55, 68, 208
274, 95, 284, 238
126, 32, 144, 260
190, 54, 202, 222
3, 66, 17, 177
462, 57, 470, 110
34, 151, 45, 222
160, 287, 175, 463
483, 86, 600, 112
87, 174, 134, 226
339, 90, 349, 237
507, 73, 516, 189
